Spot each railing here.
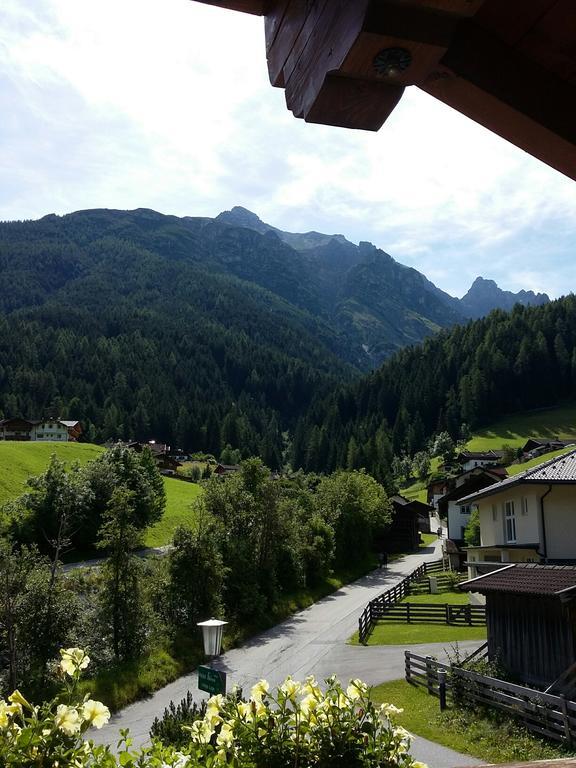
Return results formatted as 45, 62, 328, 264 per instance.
376, 602, 485, 626
358, 558, 444, 644
405, 651, 576, 744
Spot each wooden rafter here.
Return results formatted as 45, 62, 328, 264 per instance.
191, 0, 576, 180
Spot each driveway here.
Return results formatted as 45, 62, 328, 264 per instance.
93, 539, 484, 767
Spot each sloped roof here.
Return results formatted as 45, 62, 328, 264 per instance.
457, 450, 505, 460
459, 448, 576, 504
460, 563, 576, 598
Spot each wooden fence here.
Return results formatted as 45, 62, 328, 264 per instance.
405, 651, 576, 745
378, 602, 485, 626
358, 558, 445, 644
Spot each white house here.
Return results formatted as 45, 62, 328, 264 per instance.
456, 450, 505, 472
30, 419, 71, 442
461, 448, 576, 578
437, 467, 506, 544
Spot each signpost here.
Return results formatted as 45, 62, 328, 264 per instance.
198, 664, 227, 695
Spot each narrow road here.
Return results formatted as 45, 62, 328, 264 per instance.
94, 538, 484, 767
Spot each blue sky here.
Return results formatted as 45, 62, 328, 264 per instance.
1, 0, 575, 299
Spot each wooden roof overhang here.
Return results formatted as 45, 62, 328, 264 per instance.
192, 0, 576, 181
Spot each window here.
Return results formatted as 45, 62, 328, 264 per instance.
492, 504, 498, 522
505, 501, 516, 543
460, 504, 472, 515
521, 497, 528, 516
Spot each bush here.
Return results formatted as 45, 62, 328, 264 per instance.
0, 647, 424, 768
150, 691, 208, 747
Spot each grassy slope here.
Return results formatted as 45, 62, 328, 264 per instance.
466, 402, 576, 451
0, 442, 201, 549
144, 478, 201, 547
0, 441, 104, 504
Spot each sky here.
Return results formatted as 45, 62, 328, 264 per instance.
1, 0, 575, 299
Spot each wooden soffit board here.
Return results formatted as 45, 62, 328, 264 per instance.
191, 0, 576, 181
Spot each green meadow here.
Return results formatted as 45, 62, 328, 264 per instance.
0, 441, 202, 550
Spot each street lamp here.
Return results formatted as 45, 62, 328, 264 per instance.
197, 618, 227, 659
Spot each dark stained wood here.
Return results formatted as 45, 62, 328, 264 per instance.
475, 0, 557, 47
486, 593, 576, 687
191, 0, 576, 180
192, 0, 266, 14
517, 0, 576, 82
266, 0, 310, 87
303, 73, 403, 130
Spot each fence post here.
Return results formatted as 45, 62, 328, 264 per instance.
426, 656, 433, 695
405, 650, 411, 683
407, 603, 411, 624
438, 670, 447, 711
467, 604, 472, 626
445, 603, 450, 624
560, 694, 573, 745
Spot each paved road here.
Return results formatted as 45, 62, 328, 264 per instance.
93, 538, 484, 767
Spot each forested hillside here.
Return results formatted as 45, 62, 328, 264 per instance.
293, 296, 576, 478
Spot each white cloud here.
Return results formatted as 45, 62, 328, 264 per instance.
0, 0, 575, 297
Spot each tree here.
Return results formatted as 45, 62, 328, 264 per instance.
411, 451, 430, 481
315, 471, 391, 566
464, 508, 481, 546
431, 431, 455, 465
167, 515, 226, 631
97, 489, 147, 661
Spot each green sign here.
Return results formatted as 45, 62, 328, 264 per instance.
198, 665, 226, 695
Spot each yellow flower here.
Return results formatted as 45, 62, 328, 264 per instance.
412, 762, 428, 768
279, 677, 301, 700
302, 676, 321, 699
82, 699, 110, 729
346, 680, 366, 701
236, 701, 253, 722
59, 648, 90, 677
216, 722, 234, 749
299, 694, 319, 717
8, 689, 31, 711
54, 704, 81, 735
250, 679, 269, 702
189, 719, 213, 744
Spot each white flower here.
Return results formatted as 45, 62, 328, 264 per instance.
346, 679, 367, 701
82, 699, 110, 729
54, 704, 81, 735
59, 648, 90, 677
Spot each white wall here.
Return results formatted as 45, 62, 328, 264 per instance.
448, 499, 472, 540
478, 488, 543, 546
544, 485, 576, 559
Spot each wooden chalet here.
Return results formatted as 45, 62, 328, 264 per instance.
214, 463, 242, 477
460, 564, 576, 689
386, 494, 433, 553
192, 0, 576, 182
0, 417, 34, 440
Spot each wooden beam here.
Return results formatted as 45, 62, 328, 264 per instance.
442, 20, 576, 143
191, 0, 266, 15
303, 73, 404, 131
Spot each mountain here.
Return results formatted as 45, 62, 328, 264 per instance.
216, 206, 465, 367
459, 276, 550, 319
0, 205, 554, 467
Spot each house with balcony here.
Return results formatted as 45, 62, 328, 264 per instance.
461, 448, 576, 578
455, 450, 506, 472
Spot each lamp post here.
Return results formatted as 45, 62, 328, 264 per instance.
197, 618, 228, 696
197, 618, 228, 659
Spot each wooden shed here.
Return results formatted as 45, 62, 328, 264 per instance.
385, 495, 431, 553
460, 564, 576, 689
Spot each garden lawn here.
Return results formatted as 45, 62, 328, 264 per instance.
144, 478, 202, 547
371, 679, 576, 763
349, 589, 487, 645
